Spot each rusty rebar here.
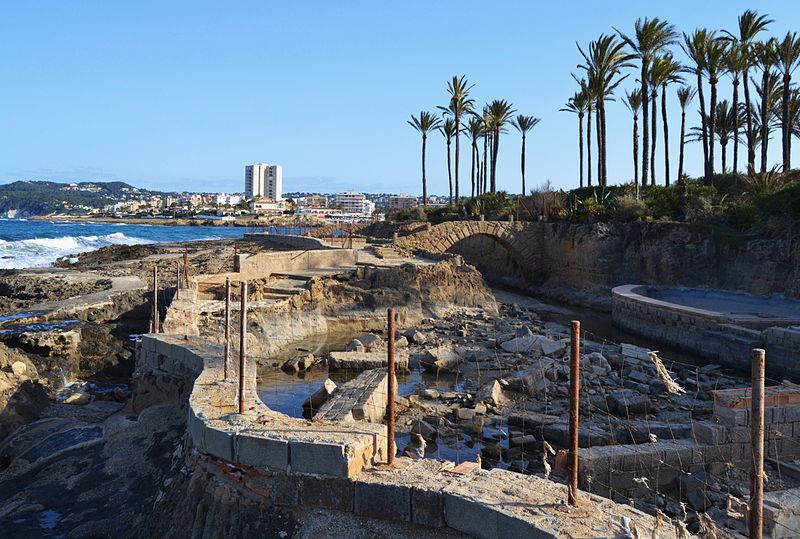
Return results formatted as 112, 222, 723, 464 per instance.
224, 276, 231, 380
568, 319, 580, 506
238, 280, 247, 414
387, 307, 396, 466
176, 260, 181, 300
152, 266, 159, 333
183, 251, 189, 288
750, 348, 766, 539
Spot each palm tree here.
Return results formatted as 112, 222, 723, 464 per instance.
724, 10, 773, 171
577, 34, 636, 186
704, 37, 730, 182
511, 115, 541, 196
677, 86, 696, 181
754, 39, 778, 173
408, 111, 442, 208
683, 29, 713, 180
751, 70, 782, 171
788, 87, 800, 142
439, 76, 475, 202
617, 18, 679, 187
623, 89, 643, 190
650, 54, 683, 185
485, 99, 516, 193
772, 32, 800, 171
560, 91, 590, 188
465, 117, 483, 199
689, 101, 741, 174
724, 44, 748, 175
439, 118, 457, 205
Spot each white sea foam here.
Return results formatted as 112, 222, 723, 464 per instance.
0, 232, 150, 269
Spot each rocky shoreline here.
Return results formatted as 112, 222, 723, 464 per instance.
0, 232, 797, 537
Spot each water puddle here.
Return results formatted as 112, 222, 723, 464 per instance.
0, 319, 79, 335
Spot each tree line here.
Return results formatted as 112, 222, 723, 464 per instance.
408, 77, 540, 206
563, 10, 800, 191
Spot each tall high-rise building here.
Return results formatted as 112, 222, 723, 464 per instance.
244, 164, 282, 200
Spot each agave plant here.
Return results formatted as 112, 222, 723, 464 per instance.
743, 165, 797, 196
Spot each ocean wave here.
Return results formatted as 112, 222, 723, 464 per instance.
0, 232, 151, 269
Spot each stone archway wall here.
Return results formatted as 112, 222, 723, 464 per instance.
395, 221, 545, 284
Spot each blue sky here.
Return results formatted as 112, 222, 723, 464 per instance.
1, 1, 799, 195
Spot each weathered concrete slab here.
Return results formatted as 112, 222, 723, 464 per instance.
328, 350, 409, 372
315, 368, 396, 423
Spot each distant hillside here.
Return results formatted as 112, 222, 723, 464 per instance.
0, 180, 157, 217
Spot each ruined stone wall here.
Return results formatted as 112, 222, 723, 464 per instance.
396, 221, 800, 305
236, 247, 357, 278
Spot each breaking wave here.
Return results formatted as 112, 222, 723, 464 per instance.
0, 232, 150, 269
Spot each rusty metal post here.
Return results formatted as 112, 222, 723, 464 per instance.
238, 280, 247, 414
175, 260, 181, 300
386, 308, 396, 465
223, 276, 231, 380
232, 244, 238, 271
183, 251, 189, 288
151, 266, 159, 333
750, 348, 766, 539
568, 319, 580, 506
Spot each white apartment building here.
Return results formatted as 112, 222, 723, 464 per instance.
388, 194, 419, 211
334, 191, 374, 215
245, 163, 283, 200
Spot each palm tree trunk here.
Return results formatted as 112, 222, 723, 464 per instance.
650, 92, 657, 185
600, 102, 608, 186
520, 133, 526, 196
491, 130, 500, 193
482, 134, 488, 195
678, 110, 686, 181
697, 71, 709, 179
641, 61, 650, 186
578, 112, 584, 188
744, 66, 756, 170
454, 115, 460, 202
633, 113, 639, 190
595, 101, 602, 186
661, 85, 670, 186
783, 72, 792, 171
732, 77, 740, 175
470, 141, 476, 199
761, 68, 769, 174
708, 77, 718, 183
721, 142, 728, 174
587, 105, 593, 187
421, 135, 428, 207
446, 140, 453, 205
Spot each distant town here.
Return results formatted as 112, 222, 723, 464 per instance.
0, 162, 447, 222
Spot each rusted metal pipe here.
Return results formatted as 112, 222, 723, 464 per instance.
750, 348, 766, 539
223, 276, 231, 380
152, 266, 159, 333
183, 250, 189, 289
238, 280, 247, 414
176, 260, 181, 300
568, 319, 580, 506
387, 308, 396, 465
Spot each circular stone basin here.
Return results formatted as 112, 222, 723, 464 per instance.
638, 286, 800, 322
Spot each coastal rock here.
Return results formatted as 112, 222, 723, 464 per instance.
281, 353, 315, 373
403, 329, 428, 345
345, 339, 365, 353
11, 361, 27, 377
65, 392, 91, 405
475, 380, 509, 407
356, 333, 384, 351
420, 346, 460, 372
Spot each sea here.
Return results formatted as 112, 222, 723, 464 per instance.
0, 219, 291, 269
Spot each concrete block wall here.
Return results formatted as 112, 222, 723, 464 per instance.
236, 247, 357, 280
138, 334, 389, 478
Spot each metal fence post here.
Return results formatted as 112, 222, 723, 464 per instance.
152, 266, 159, 333
568, 319, 580, 506
183, 251, 189, 289
387, 307, 396, 465
176, 260, 181, 300
750, 348, 766, 539
238, 280, 247, 414
224, 276, 231, 380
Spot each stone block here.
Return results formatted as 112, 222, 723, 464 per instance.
354, 481, 411, 521
271, 472, 299, 507
694, 422, 726, 445
784, 405, 800, 423
299, 475, 354, 512
498, 513, 558, 539
715, 406, 749, 427
235, 434, 289, 471
444, 492, 499, 539
188, 408, 205, 448
290, 440, 345, 476
412, 487, 445, 528
204, 425, 234, 461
